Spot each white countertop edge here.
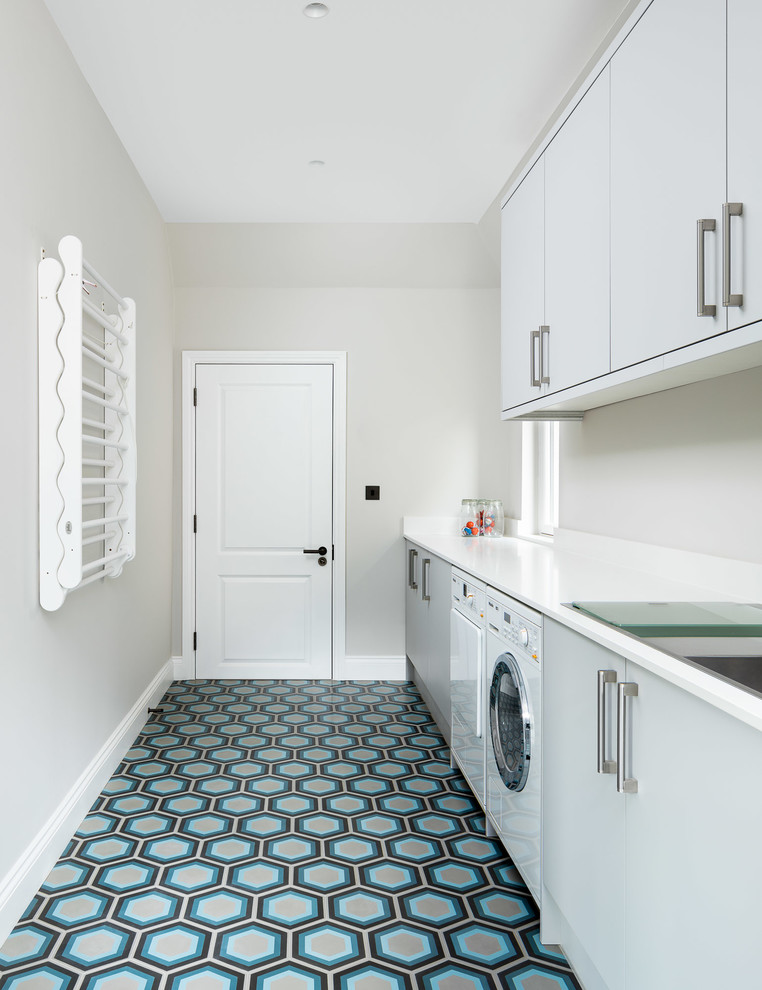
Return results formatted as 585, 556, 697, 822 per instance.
404, 531, 762, 732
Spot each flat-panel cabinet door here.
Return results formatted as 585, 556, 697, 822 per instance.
727, 0, 762, 330
610, 0, 726, 370
543, 620, 626, 990
405, 542, 426, 678
501, 158, 545, 410
545, 66, 611, 393
425, 553, 453, 729
624, 663, 762, 988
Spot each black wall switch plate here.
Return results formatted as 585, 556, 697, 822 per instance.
365, 485, 380, 500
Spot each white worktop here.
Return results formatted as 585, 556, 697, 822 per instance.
403, 525, 762, 732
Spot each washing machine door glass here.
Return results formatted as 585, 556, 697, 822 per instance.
489, 655, 531, 791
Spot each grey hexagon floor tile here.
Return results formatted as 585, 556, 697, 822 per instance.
0, 681, 581, 990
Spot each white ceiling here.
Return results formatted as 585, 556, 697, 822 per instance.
42, 0, 632, 224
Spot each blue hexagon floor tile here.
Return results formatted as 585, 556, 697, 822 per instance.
0, 681, 581, 990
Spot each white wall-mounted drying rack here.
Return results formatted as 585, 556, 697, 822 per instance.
39, 235, 136, 611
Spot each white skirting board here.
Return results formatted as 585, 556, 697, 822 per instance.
333, 656, 408, 681
0, 660, 173, 946
172, 656, 409, 682
172, 654, 194, 679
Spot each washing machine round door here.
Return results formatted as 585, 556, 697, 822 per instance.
489, 655, 531, 792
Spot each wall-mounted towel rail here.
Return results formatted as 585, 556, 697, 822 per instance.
39, 235, 136, 611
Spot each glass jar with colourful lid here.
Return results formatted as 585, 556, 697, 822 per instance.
460, 500, 480, 537
482, 499, 504, 537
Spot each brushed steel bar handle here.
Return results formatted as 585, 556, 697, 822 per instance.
722, 202, 743, 308
597, 669, 618, 774
540, 325, 550, 385
530, 330, 541, 388
408, 548, 418, 590
617, 682, 639, 794
421, 558, 431, 602
696, 219, 716, 317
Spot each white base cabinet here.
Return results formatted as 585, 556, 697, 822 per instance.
543, 618, 762, 990
404, 542, 451, 740
542, 624, 626, 990
624, 662, 762, 988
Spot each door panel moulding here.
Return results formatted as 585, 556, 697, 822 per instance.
181, 351, 347, 679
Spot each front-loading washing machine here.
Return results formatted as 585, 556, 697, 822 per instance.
485, 588, 543, 905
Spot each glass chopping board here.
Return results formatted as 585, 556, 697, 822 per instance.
569, 601, 762, 638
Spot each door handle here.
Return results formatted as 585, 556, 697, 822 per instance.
408, 548, 418, 590
696, 219, 716, 317
540, 325, 550, 385
303, 546, 328, 555
597, 669, 617, 774
530, 329, 541, 387
616, 682, 639, 794
722, 202, 743, 308
421, 558, 431, 602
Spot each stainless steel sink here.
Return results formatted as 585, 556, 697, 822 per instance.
564, 603, 762, 700
644, 635, 762, 697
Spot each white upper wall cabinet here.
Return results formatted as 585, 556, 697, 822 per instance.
727, 0, 762, 331
500, 0, 762, 420
610, 0, 726, 370
501, 159, 545, 410
545, 66, 611, 393
501, 69, 610, 414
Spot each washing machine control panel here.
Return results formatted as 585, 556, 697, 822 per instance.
452, 570, 486, 618
486, 597, 542, 660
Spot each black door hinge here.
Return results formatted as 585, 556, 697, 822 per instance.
332, 545, 335, 560
193, 514, 197, 534
193, 387, 198, 406
193, 631, 197, 651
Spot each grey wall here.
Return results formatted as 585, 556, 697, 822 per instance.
169, 223, 519, 659
558, 366, 762, 563
0, 0, 174, 899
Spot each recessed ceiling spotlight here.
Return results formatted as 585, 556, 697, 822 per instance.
309, 159, 325, 167
303, 3, 329, 17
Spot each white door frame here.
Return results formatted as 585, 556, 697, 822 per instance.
180, 351, 347, 679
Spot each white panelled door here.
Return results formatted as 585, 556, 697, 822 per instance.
195, 363, 334, 678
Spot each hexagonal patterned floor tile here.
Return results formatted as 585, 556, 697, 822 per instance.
372, 922, 442, 967
296, 861, 352, 892
260, 891, 321, 928
501, 964, 583, 990
446, 921, 521, 966
331, 890, 393, 928
43, 891, 110, 928
81, 963, 158, 989
60, 922, 132, 968
296, 923, 361, 968
0, 680, 581, 990
419, 963, 494, 990
0, 925, 57, 967
230, 860, 284, 893
252, 963, 325, 990
41, 861, 92, 894
337, 964, 408, 990
137, 922, 209, 968
217, 922, 282, 967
